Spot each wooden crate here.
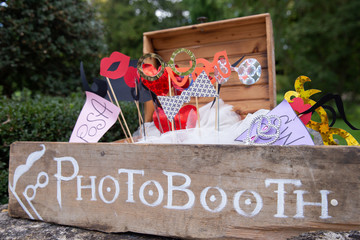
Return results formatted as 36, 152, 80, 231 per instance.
8, 142, 360, 239
143, 13, 276, 122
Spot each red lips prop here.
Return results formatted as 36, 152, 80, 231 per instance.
100, 52, 130, 79
289, 97, 312, 125
153, 105, 197, 133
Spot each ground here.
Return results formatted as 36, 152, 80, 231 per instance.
0, 204, 358, 240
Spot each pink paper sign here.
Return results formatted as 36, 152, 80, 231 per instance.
235, 100, 314, 146
70, 91, 120, 143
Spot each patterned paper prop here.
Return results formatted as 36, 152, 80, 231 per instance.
284, 76, 359, 146
231, 58, 261, 85
158, 71, 218, 121
214, 58, 230, 84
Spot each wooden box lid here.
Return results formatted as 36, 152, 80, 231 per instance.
143, 13, 276, 121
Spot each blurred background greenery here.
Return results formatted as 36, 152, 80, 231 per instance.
0, 0, 359, 203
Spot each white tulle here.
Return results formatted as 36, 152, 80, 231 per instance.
135, 99, 269, 144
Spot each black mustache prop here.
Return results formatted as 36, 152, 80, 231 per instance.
300, 93, 359, 130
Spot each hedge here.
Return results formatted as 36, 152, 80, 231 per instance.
0, 89, 138, 203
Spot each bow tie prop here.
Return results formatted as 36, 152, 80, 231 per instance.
158, 71, 218, 123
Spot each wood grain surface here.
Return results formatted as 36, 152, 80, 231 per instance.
8, 142, 360, 239
142, 13, 276, 122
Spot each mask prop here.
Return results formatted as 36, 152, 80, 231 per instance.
285, 76, 359, 145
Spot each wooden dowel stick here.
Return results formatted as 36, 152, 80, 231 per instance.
195, 97, 200, 129
107, 90, 129, 142
153, 101, 164, 134
168, 74, 175, 132
106, 77, 134, 143
134, 80, 144, 138
215, 82, 219, 131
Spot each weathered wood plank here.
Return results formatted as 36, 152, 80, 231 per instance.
191, 84, 269, 104
8, 142, 360, 239
155, 38, 267, 61
150, 22, 266, 51
265, 14, 276, 109
144, 14, 268, 39
165, 54, 269, 76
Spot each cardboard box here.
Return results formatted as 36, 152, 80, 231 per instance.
143, 13, 276, 121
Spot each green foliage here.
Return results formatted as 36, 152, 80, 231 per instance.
0, 169, 8, 204
279, 0, 360, 99
93, 0, 188, 57
0, 90, 138, 203
0, 0, 107, 96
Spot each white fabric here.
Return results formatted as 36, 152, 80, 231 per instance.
134, 99, 269, 144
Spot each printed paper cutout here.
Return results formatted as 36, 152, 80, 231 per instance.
100, 52, 130, 79
231, 58, 261, 85
137, 49, 195, 88
153, 105, 197, 133
123, 65, 138, 88
141, 63, 170, 96
193, 51, 231, 84
235, 100, 314, 146
285, 76, 359, 145
289, 97, 312, 125
70, 91, 120, 143
105, 60, 152, 102
182, 70, 219, 98
214, 58, 230, 84
158, 71, 218, 121
157, 95, 188, 122
168, 48, 196, 76
299, 93, 359, 130
137, 49, 232, 88
80, 62, 108, 98
137, 53, 166, 81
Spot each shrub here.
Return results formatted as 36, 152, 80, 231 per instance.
0, 0, 106, 96
0, 89, 138, 203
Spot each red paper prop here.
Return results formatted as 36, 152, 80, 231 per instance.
153, 105, 197, 133
123, 66, 138, 88
289, 97, 312, 125
100, 52, 130, 79
193, 51, 231, 84
141, 64, 169, 96
137, 49, 232, 89
175, 105, 197, 130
